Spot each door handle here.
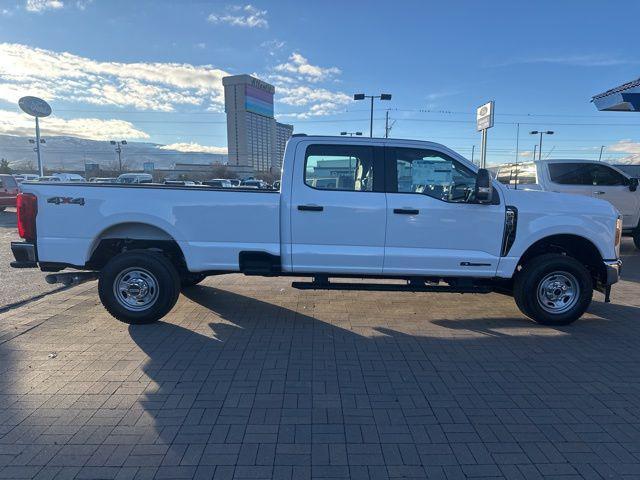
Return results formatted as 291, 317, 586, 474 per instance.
594, 191, 606, 195
298, 205, 324, 212
394, 208, 419, 215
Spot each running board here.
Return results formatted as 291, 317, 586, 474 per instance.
291, 279, 492, 294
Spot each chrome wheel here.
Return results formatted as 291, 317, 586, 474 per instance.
536, 271, 580, 314
113, 267, 159, 311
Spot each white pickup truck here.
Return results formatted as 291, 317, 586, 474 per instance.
495, 159, 640, 248
11, 136, 622, 326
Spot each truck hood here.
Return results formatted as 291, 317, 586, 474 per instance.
502, 187, 619, 218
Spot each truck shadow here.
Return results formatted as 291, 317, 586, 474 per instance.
121, 285, 640, 463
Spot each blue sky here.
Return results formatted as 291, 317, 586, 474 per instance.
1, 0, 640, 164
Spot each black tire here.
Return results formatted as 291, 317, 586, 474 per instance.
633, 229, 640, 250
98, 250, 180, 324
513, 253, 593, 326
180, 273, 206, 288
0, 207, 5, 212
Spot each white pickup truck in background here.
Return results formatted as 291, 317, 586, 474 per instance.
495, 159, 640, 248
11, 136, 622, 326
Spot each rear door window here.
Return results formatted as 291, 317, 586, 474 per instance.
548, 163, 592, 185
4, 176, 17, 189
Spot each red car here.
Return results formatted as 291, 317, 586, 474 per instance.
0, 174, 19, 211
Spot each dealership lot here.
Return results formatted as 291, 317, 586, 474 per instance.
0, 234, 639, 478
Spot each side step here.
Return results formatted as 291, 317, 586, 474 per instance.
292, 278, 492, 294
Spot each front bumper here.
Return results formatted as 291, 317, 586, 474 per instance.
10, 242, 38, 268
603, 259, 622, 286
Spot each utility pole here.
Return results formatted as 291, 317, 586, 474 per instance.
385, 111, 389, 138
533, 144, 537, 161
598, 145, 605, 161
471, 145, 475, 164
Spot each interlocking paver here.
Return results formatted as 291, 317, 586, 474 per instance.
1, 240, 640, 478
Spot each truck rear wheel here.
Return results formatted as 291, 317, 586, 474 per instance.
98, 250, 180, 324
513, 253, 593, 326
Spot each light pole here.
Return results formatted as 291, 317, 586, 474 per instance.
598, 145, 605, 161
28, 138, 46, 174
340, 131, 363, 137
529, 130, 554, 161
353, 93, 392, 137
110, 140, 127, 173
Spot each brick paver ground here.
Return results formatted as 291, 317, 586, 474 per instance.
1, 241, 640, 479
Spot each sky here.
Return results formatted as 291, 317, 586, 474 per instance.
1, 0, 640, 164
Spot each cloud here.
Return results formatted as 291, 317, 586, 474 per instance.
207, 4, 268, 28
158, 142, 227, 155
0, 43, 229, 112
261, 39, 285, 56
0, 109, 149, 140
25, 0, 64, 12
606, 139, 640, 164
519, 150, 535, 158
275, 53, 340, 83
500, 54, 639, 68
194, 42, 206, 49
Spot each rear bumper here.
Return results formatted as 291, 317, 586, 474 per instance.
603, 259, 622, 286
10, 242, 38, 268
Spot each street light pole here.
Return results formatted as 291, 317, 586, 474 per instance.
598, 145, 605, 161
110, 140, 128, 174
35, 117, 43, 177
529, 130, 554, 161
353, 93, 392, 138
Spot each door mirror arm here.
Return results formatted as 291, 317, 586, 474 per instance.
629, 177, 639, 192
474, 168, 493, 204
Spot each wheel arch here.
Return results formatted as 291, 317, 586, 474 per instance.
87, 222, 188, 272
517, 234, 605, 282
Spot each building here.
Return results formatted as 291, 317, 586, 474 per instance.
223, 74, 293, 174
275, 122, 294, 171
592, 77, 640, 112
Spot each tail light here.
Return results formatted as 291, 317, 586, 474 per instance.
17, 193, 37, 242
614, 215, 622, 256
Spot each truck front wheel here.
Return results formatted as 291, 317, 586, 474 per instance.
513, 253, 593, 326
98, 250, 180, 324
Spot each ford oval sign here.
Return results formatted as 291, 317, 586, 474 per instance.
19, 96, 52, 118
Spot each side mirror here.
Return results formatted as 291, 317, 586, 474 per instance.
475, 168, 493, 204
630, 177, 638, 192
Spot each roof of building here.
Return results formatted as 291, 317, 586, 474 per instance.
593, 77, 640, 100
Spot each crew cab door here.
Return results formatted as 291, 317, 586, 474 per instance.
590, 164, 640, 230
289, 142, 386, 274
383, 147, 504, 277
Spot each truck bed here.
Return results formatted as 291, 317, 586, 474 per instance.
19, 183, 281, 272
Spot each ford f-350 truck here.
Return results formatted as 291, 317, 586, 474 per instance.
11, 136, 622, 326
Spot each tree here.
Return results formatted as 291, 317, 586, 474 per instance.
0, 159, 12, 174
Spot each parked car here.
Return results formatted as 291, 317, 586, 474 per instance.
37, 176, 61, 182
14, 174, 40, 184
229, 179, 241, 187
51, 173, 85, 182
0, 174, 19, 211
495, 159, 640, 248
89, 177, 117, 183
11, 136, 621, 326
241, 179, 268, 189
115, 173, 153, 184
164, 180, 196, 186
203, 179, 232, 188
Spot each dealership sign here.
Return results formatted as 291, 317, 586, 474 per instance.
19, 96, 52, 118
476, 101, 494, 132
